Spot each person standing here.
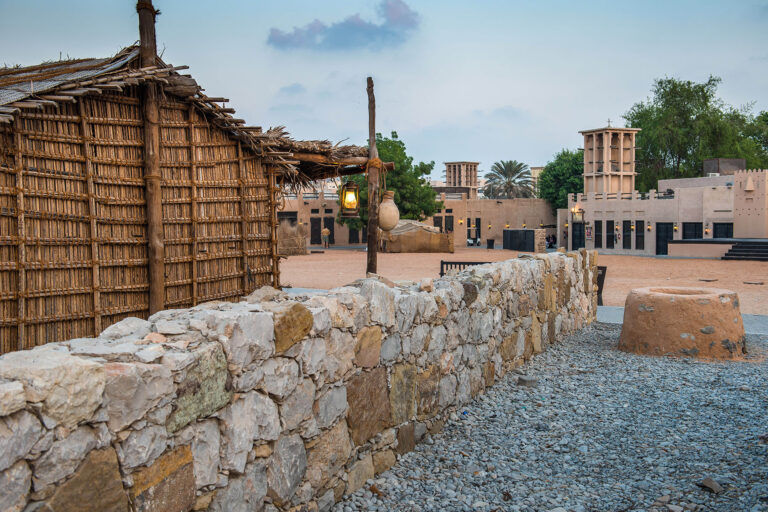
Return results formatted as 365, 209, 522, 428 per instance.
321, 226, 331, 248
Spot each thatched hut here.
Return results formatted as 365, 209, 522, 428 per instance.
0, 3, 371, 352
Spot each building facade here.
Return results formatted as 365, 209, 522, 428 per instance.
564, 126, 768, 256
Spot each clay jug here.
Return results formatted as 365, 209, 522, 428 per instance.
378, 190, 400, 231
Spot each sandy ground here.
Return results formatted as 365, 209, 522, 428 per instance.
280, 248, 768, 315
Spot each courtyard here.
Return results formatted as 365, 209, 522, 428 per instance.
281, 249, 768, 315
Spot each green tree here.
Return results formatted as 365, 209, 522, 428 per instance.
623, 76, 768, 191
337, 131, 442, 231
481, 160, 534, 199
538, 149, 583, 210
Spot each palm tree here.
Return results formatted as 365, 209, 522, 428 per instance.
482, 160, 534, 199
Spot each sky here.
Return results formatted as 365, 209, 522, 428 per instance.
1, 0, 767, 179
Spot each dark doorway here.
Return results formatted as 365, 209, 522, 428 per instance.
606, 220, 615, 249
635, 220, 645, 250
594, 220, 603, 249
622, 220, 632, 249
433, 216, 443, 233
310, 217, 322, 245
656, 222, 674, 255
682, 222, 702, 240
475, 217, 481, 245
349, 228, 359, 244
277, 211, 297, 226
362, 226, 367, 242
572, 222, 585, 250
323, 217, 335, 244
445, 215, 454, 233
713, 222, 733, 239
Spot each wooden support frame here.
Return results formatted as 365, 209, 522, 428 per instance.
78, 98, 102, 333
187, 104, 199, 305
14, 120, 26, 349
236, 141, 250, 294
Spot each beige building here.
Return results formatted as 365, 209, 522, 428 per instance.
564, 125, 768, 256
530, 166, 544, 197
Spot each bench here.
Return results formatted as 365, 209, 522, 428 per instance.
439, 260, 491, 277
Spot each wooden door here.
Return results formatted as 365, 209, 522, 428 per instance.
310, 218, 321, 245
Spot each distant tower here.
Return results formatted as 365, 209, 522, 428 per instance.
444, 161, 480, 198
579, 126, 640, 194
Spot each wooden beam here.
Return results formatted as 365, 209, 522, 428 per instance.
138, 0, 165, 314
79, 98, 102, 334
366, 77, 380, 275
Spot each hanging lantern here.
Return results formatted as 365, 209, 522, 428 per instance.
378, 190, 400, 231
647, 224, 653, 231
673, 224, 678, 232
522, 223, 526, 228
505, 223, 510, 229
631, 223, 635, 231
340, 181, 360, 218
564, 222, 569, 228
488, 223, 492, 230
458, 218, 464, 225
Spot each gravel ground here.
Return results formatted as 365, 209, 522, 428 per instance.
334, 323, 768, 512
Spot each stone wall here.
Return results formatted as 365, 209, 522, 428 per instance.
0, 250, 598, 512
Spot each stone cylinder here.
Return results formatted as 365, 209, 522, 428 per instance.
618, 287, 746, 359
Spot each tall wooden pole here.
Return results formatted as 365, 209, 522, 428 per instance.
366, 77, 380, 274
137, 1, 165, 314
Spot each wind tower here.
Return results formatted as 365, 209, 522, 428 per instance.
579, 123, 640, 195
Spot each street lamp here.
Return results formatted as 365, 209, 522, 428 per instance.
340, 181, 360, 218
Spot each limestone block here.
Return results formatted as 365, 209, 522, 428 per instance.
219, 391, 279, 473
455, 370, 471, 405
260, 358, 299, 399
129, 446, 196, 512
409, 324, 430, 356
117, 425, 167, 470
372, 449, 396, 475
354, 326, 382, 368
0, 380, 25, 418
288, 337, 326, 377
0, 350, 104, 429
246, 285, 287, 303
305, 420, 352, 490
322, 330, 354, 381
427, 325, 446, 360
155, 320, 187, 336
281, 378, 316, 431
317, 489, 335, 512
314, 386, 347, 429
305, 296, 353, 329
103, 363, 173, 432
395, 423, 415, 455
416, 366, 439, 418
358, 280, 396, 327
380, 334, 401, 364
469, 366, 484, 397
0, 411, 43, 472
33, 425, 97, 490
307, 307, 331, 337
208, 460, 267, 512
0, 460, 30, 512
346, 453, 373, 494
262, 302, 314, 353
175, 419, 220, 488
438, 374, 456, 408
41, 447, 129, 512
396, 294, 419, 333
206, 310, 274, 371
166, 343, 232, 433
101, 317, 151, 340
68, 338, 142, 362
530, 314, 542, 354
346, 367, 391, 445
267, 434, 307, 506
389, 364, 417, 425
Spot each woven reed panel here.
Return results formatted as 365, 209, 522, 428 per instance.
0, 90, 277, 353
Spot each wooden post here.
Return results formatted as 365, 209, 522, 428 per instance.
14, 124, 26, 350
137, 0, 165, 314
79, 99, 102, 334
366, 77, 380, 274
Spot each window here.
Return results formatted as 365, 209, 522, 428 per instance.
324, 208, 333, 214
606, 220, 614, 249
310, 208, 319, 214
636, 220, 644, 250
682, 222, 703, 240
446, 208, 453, 213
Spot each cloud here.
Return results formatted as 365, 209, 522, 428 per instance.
278, 83, 307, 95
267, 0, 419, 51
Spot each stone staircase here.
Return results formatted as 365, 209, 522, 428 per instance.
722, 240, 768, 261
